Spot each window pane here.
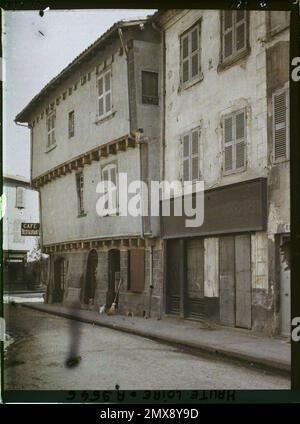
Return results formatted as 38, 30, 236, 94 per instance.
224, 31, 233, 58
224, 11, 233, 29
191, 28, 198, 52
183, 135, 190, 157
105, 73, 110, 91
192, 157, 199, 180
236, 23, 245, 51
182, 35, 189, 59
236, 111, 245, 139
182, 60, 189, 83
99, 98, 104, 116
192, 131, 199, 154
224, 117, 233, 143
183, 158, 190, 181
98, 77, 103, 96
191, 54, 198, 77
142, 71, 158, 104
105, 93, 111, 112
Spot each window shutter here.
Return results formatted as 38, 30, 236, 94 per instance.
223, 11, 234, 59
16, 187, 25, 208
224, 116, 233, 172
235, 111, 246, 169
129, 249, 145, 293
273, 90, 288, 162
191, 27, 199, 78
181, 34, 189, 83
183, 134, 190, 181
235, 10, 246, 52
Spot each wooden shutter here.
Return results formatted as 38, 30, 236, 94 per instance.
16, 187, 25, 208
235, 110, 246, 169
273, 89, 288, 162
235, 10, 246, 52
223, 11, 234, 59
191, 26, 199, 78
224, 116, 234, 173
182, 134, 190, 181
181, 34, 189, 83
129, 249, 145, 293
105, 72, 111, 113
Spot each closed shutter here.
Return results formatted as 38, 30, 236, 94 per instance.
191, 129, 199, 181
191, 26, 199, 78
181, 34, 189, 83
273, 89, 288, 162
105, 72, 111, 113
235, 110, 246, 169
16, 187, 25, 208
129, 249, 145, 293
224, 116, 234, 172
223, 11, 234, 59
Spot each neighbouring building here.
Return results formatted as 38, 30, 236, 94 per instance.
3, 174, 40, 291
153, 10, 290, 336
15, 18, 163, 317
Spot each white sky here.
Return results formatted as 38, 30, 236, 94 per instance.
2, 9, 156, 179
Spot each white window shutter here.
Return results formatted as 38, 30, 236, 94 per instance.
235, 110, 246, 169
223, 11, 234, 59
16, 187, 25, 208
182, 135, 190, 181
273, 90, 288, 162
224, 116, 234, 172
191, 130, 199, 181
235, 10, 246, 52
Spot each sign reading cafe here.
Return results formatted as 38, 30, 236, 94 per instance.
21, 223, 40, 236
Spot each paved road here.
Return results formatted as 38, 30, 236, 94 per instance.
4, 305, 289, 390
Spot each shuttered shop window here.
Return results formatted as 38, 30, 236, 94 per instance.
222, 10, 247, 62
182, 129, 200, 182
223, 109, 246, 174
273, 89, 289, 162
129, 249, 145, 293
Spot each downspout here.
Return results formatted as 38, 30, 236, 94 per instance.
148, 244, 153, 318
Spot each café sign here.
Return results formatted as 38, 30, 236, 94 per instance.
21, 223, 40, 236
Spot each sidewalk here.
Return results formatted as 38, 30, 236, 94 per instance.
21, 302, 291, 376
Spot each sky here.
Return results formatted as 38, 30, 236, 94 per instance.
2, 9, 156, 179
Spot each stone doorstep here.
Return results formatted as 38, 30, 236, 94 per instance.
20, 302, 291, 377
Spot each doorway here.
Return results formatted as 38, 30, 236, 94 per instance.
53, 258, 66, 303
279, 235, 291, 336
83, 250, 98, 305
219, 234, 252, 329
166, 239, 182, 315
107, 249, 120, 308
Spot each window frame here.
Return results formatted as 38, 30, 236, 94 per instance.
97, 68, 112, 119
68, 110, 75, 138
141, 70, 159, 106
46, 111, 56, 150
267, 11, 290, 38
272, 87, 289, 164
179, 20, 202, 88
101, 161, 118, 216
220, 10, 249, 67
222, 108, 247, 176
181, 127, 201, 183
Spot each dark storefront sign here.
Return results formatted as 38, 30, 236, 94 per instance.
161, 178, 267, 238
21, 223, 40, 236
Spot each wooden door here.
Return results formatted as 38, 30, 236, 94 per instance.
235, 235, 252, 329
219, 236, 235, 326
166, 239, 181, 315
186, 239, 205, 320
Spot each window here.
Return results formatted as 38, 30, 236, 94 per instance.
269, 11, 289, 36
15, 187, 25, 208
68, 111, 75, 138
142, 71, 159, 105
97, 70, 112, 117
182, 128, 201, 182
180, 22, 201, 85
76, 172, 85, 216
46, 112, 56, 148
272, 88, 289, 163
223, 109, 246, 174
101, 162, 118, 215
128, 249, 145, 293
222, 10, 248, 63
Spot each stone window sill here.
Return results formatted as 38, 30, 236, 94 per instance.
45, 143, 57, 153
94, 110, 116, 125
218, 47, 251, 72
178, 72, 204, 93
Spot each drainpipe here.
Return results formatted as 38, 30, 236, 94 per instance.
148, 244, 154, 318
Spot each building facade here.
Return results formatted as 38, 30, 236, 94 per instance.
3, 174, 40, 291
154, 10, 290, 336
16, 19, 163, 317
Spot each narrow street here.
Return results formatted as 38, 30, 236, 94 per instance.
4, 304, 289, 390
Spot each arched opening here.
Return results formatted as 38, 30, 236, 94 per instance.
83, 249, 98, 305
53, 257, 66, 303
107, 249, 120, 308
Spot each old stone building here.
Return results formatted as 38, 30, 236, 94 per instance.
15, 18, 163, 317
153, 10, 290, 336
